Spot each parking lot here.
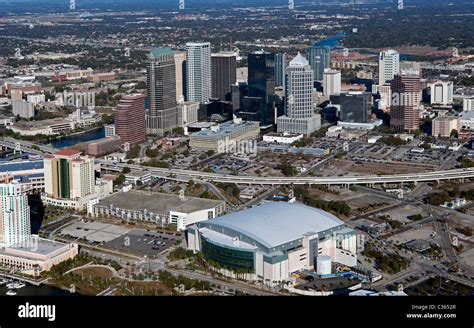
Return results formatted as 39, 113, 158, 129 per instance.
104, 228, 183, 257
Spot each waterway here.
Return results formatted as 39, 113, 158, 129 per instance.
48, 127, 105, 149
0, 284, 78, 296
314, 32, 347, 49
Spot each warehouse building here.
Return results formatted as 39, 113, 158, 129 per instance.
187, 202, 357, 285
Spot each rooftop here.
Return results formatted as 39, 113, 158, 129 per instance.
149, 47, 174, 58
0, 237, 72, 259
198, 202, 345, 249
55, 148, 82, 157
190, 120, 259, 138
96, 190, 225, 215
290, 52, 309, 67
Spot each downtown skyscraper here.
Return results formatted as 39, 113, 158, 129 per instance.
211, 52, 237, 101
186, 42, 212, 103
307, 45, 331, 81
243, 50, 276, 125
275, 53, 287, 89
277, 53, 321, 135
116, 94, 146, 145
390, 72, 421, 132
147, 48, 180, 135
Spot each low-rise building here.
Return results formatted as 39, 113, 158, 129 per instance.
124, 171, 152, 185
432, 116, 460, 138
92, 190, 226, 231
7, 119, 75, 136
263, 132, 304, 144
189, 117, 260, 152
0, 238, 78, 275
86, 136, 122, 157
460, 111, 474, 130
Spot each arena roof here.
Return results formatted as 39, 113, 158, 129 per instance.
199, 202, 345, 249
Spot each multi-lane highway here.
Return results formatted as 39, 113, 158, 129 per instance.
100, 160, 474, 186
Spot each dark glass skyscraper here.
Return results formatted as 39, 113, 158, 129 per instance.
275, 53, 287, 89
146, 48, 180, 135
339, 92, 372, 123
244, 51, 276, 125
307, 45, 331, 81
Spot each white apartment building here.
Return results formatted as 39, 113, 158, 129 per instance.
379, 49, 400, 85
463, 97, 474, 112
430, 81, 453, 105
180, 101, 199, 126
0, 183, 31, 247
12, 100, 35, 119
323, 69, 341, 96
185, 42, 212, 103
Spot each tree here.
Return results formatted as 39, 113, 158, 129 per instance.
206, 150, 215, 157
122, 167, 131, 174
450, 129, 458, 139
113, 174, 126, 186
276, 163, 297, 177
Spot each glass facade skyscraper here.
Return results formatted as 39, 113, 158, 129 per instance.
275, 53, 287, 89
307, 45, 331, 81
147, 48, 179, 135
244, 50, 276, 125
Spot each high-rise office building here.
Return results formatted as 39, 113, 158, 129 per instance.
463, 97, 474, 112
277, 53, 321, 135
307, 46, 331, 81
174, 51, 186, 103
0, 183, 31, 247
147, 48, 179, 135
44, 148, 95, 202
390, 73, 421, 132
323, 69, 341, 96
379, 49, 400, 85
275, 53, 287, 89
429, 81, 453, 105
116, 94, 146, 145
211, 52, 237, 101
339, 92, 372, 123
243, 50, 276, 125
186, 42, 212, 103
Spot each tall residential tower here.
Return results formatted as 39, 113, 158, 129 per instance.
186, 42, 212, 104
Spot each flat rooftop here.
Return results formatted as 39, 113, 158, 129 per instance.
191, 121, 258, 139
0, 237, 70, 259
0, 160, 43, 173
96, 190, 225, 214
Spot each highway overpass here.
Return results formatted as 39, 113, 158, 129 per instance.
0, 137, 56, 154
99, 160, 474, 186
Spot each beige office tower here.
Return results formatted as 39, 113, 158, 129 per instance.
174, 51, 186, 103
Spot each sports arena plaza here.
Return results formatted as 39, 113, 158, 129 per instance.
187, 202, 358, 285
